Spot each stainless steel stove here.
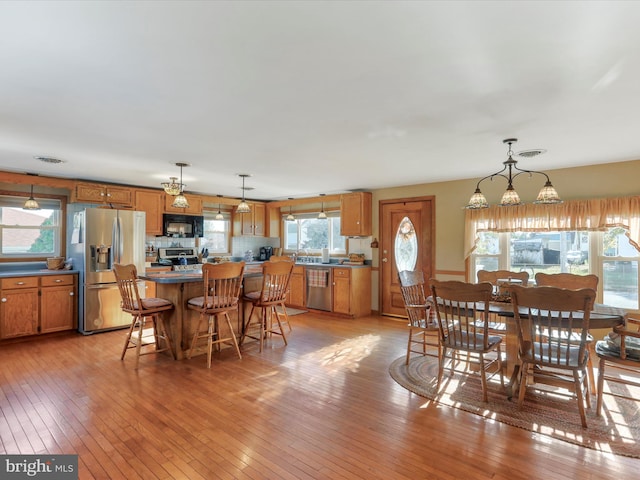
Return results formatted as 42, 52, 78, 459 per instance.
157, 247, 201, 271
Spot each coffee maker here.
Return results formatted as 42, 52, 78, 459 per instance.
259, 246, 273, 261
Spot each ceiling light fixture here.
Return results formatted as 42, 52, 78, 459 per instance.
318, 194, 327, 219
23, 184, 40, 210
171, 162, 190, 209
286, 198, 295, 221
215, 195, 224, 220
162, 177, 181, 196
236, 174, 251, 214
465, 138, 562, 209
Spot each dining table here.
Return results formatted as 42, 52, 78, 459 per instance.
428, 296, 627, 395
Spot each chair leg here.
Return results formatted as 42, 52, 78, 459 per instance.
207, 314, 215, 368
596, 357, 605, 416
517, 361, 529, 408
121, 316, 136, 360
135, 315, 144, 370
574, 370, 588, 428
188, 314, 205, 360
586, 352, 596, 397
479, 353, 488, 402
405, 328, 413, 365
271, 306, 288, 346
156, 314, 175, 360
223, 312, 242, 360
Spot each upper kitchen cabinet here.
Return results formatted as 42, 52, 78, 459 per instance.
163, 193, 203, 215
72, 183, 133, 206
135, 190, 163, 235
233, 203, 265, 236
340, 192, 372, 237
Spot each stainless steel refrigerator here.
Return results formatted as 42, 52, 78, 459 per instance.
68, 207, 146, 334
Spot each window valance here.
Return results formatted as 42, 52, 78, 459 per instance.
464, 196, 640, 258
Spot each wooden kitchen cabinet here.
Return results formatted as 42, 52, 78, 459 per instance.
0, 274, 78, 339
340, 192, 372, 237
233, 203, 265, 236
332, 266, 371, 318
163, 193, 203, 215
135, 190, 163, 235
286, 265, 305, 308
40, 275, 77, 333
0, 277, 39, 339
72, 183, 133, 206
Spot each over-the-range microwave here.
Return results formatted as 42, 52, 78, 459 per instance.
162, 213, 204, 238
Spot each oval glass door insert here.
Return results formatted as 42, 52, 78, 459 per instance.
394, 216, 417, 272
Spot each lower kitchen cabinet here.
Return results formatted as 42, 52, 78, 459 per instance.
286, 265, 305, 308
40, 275, 77, 333
0, 277, 39, 338
0, 274, 77, 339
332, 267, 371, 318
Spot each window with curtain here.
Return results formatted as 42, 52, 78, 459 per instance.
0, 195, 62, 257
466, 196, 640, 311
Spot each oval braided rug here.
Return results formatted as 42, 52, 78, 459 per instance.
389, 355, 640, 458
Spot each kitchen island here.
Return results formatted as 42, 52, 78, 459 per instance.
139, 269, 262, 360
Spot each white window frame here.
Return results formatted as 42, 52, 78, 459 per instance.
283, 212, 346, 255
0, 195, 62, 259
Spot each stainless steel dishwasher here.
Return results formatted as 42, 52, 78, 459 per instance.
306, 266, 332, 311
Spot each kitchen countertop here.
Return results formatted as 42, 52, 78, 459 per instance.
0, 262, 79, 278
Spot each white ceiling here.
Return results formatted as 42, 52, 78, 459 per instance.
1, 1, 640, 201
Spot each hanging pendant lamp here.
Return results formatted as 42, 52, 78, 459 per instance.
236, 174, 251, 213
171, 163, 190, 209
318, 194, 327, 219
23, 185, 40, 210
215, 195, 224, 220
286, 198, 295, 221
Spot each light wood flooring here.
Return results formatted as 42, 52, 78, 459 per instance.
0, 312, 638, 479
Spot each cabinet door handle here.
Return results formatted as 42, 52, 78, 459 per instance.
1, 298, 6, 302
69, 292, 74, 296
55, 279, 62, 283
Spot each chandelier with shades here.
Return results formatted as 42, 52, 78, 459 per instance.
168, 162, 190, 209
465, 138, 562, 209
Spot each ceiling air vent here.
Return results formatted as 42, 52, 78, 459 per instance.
516, 149, 547, 158
34, 156, 65, 164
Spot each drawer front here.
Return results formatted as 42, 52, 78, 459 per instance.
41, 275, 75, 287
333, 268, 350, 278
1, 277, 39, 289
292, 265, 305, 275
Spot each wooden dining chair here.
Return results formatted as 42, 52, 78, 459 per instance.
534, 272, 599, 393
114, 263, 175, 369
186, 261, 245, 367
398, 270, 441, 366
430, 279, 504, 402
241, 261, 294, 352
595, 316, 640, 416
510, 285, 596, 428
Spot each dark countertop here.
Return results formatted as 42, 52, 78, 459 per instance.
140, 270, 263, 284
0, 262, 79, 278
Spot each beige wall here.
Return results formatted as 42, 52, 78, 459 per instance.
367, 159, 640, 311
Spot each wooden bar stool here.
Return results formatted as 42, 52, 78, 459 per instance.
269, 255, 295, 332
114, 263, 175, 369
187, 262, 245, 367
241, 261, 294, 352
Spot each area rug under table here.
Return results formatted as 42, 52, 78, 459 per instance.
389, 355, 640, 458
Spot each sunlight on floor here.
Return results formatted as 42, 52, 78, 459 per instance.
296, 334, 381, 374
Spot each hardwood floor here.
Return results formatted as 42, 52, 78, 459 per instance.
0, 312, 637, 479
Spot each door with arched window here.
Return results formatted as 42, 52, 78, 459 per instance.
380, 196, 435, 317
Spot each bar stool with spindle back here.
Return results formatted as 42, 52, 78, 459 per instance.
241, 260, 294, 352
269, 255, 295, 332
114, 263, 175, 369
186, 261, 245, 368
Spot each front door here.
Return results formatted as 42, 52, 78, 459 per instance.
380, 197, 435, 317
